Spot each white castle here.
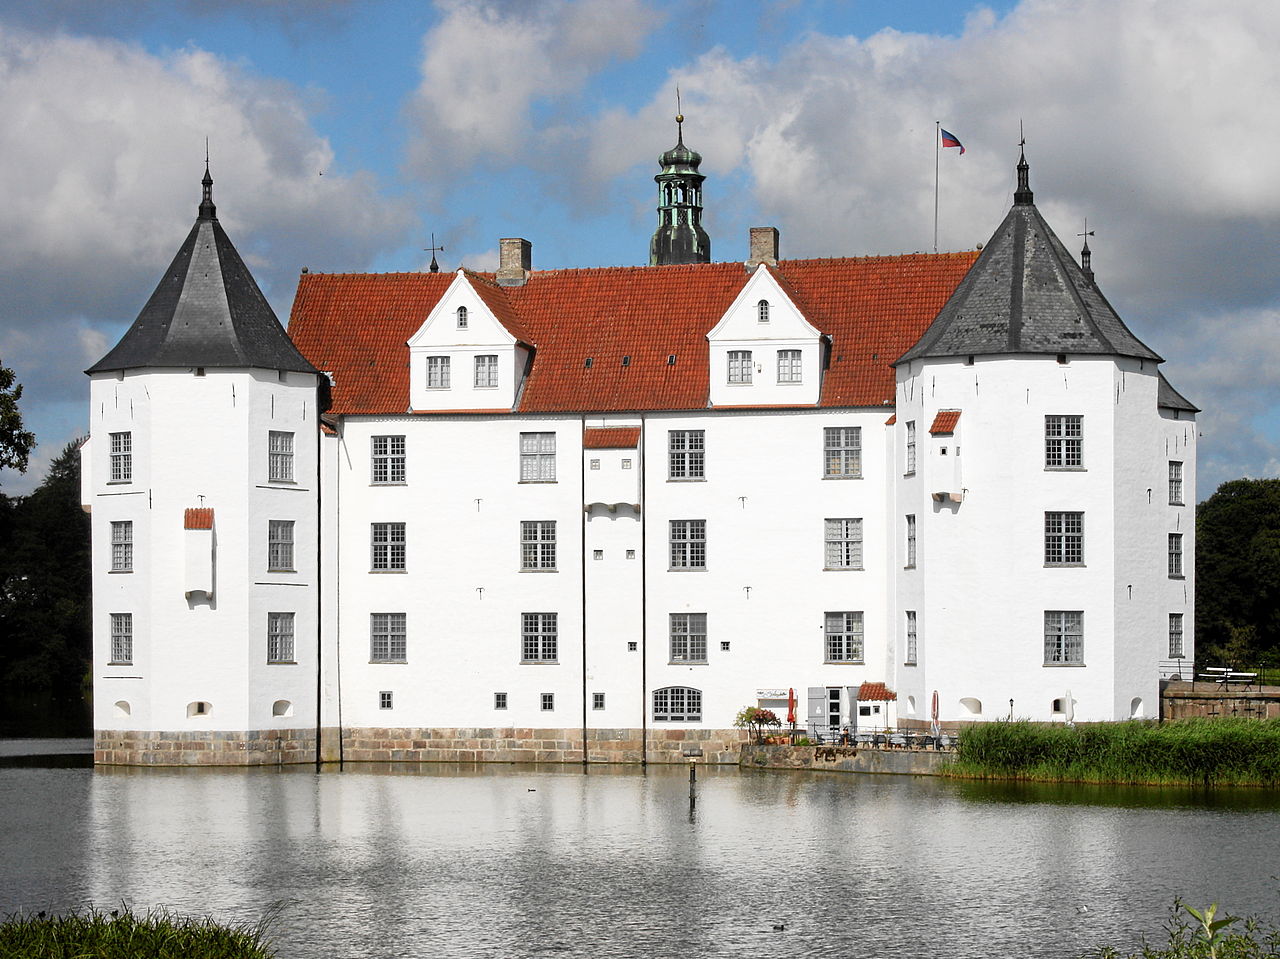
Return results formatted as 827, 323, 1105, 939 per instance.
82, 137, 1197, 765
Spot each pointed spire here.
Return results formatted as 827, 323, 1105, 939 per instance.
1014, 142, 1034, 206
199, 163, 217, 220
1078, 219, 1095, 284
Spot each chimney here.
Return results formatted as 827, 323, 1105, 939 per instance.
496, 237, 531, 287
746, 226, 779, 268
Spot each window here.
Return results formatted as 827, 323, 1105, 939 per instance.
371, 435, 406, 484
380, 691, 393, 710
777, 350, 802, 384
267, 612, 295, 663
825, 611, 864, 662
1169, 533, 1184, 577
268, 431, 294, 482
370, 612, 407, 662
494, 692, 508, 710
670, 519, 707, 569
1169, 461, 1184, 505
521, 612, 558, 662
1044, 512, 1084, 565
1044, 610, 1084, 664
905, 421, 917, 474
670, 613, 708, 663
905, 611, 918, 665
905, 515, 917, 567
456, 306, 468, 329
111, 521, 132, 571
625, 549, 636, 560
1045, 415, 1083, 468
109, 432, 132, 482
519, 432, 556, 482
268, 520, 295, 571
1169, 613, 1185, 658
541, 692, 555, 711
593, 549, 603, 560
757, 299, 769, 323
474, 354, 498, 388
371, 522, 406, 571
627, 641, 638, 651
622, 458, 632, 469
653, 686, 702, 722
668, 430, 705, 479
110, 613, 132, 664
521, 520, 556, 570
593, 692, 606, 710
590, 458, 600, 470
426, 355, 451, 389
720, 641, 730, 652
824, 427, 862, 478
728, 350, 753, 384
825, 518, 863, 570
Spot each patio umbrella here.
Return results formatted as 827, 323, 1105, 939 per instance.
786, 688, 797, 726
930, 689, 940, 737
1064, 689, 1074, 727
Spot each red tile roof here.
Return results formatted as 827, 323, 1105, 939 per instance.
884, 414, 897, 426
288, 252, 978, 416
583, 427, 641, 449
929, 410, 961, 434
184, 507, 214, 530
857, 682, 897, 702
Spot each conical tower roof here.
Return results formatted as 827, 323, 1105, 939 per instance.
87, 167, 318, 375
897, 150, 1160, 366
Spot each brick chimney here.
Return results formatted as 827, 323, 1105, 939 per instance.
746, 226, 779, 268
496, 237, 531, 287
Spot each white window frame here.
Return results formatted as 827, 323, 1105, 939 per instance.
371, 435, 406, 484
426, 355, 451, 389
110, 612, 132, 665
592, 692, 606, 710
777, 349, 802, 384
757, 299, 770, 323
519, 432, 556, 482
371, 522, 406, 571
825, 518, 863, 570
268, 431, 294, 483
267, 611, 295, 663
109, 431, 132, 482
370, 612, 407, 663
520, 520, 557, 570
541, 692, 555, 711
111, 520, 133, 571
474, 354, 499, 389
456, 306, 468, 329
1169, 613, 1185, 658
905, 611, 918, 665
728, 350, 753, 384
668, 430, 705, 480
1044, 610, 1084, 665
669, 519, 707, 569
494, 692, 508, 710
905, 421, 917, 474
653, 686, 702, 722
824, 611, 864, 663
1169, 461, 1184, 506
1168, 533, 1184, 577
905, 514, 917, 568
379, 691, 393, 710
669, 613, 708, 663
823, 426, 861, 478
1045, 415, 1083, 469
1044, 512, 1084, 565
521, 612, 558, 662
268, 520, 295, 572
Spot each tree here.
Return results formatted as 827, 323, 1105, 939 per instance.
0, 358, 36, 481
1196, 478, 1280, 666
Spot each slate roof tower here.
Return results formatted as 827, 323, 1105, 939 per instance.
649, 114, 711, 266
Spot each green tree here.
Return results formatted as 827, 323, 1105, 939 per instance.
1196, 478, 1280, 667
0, 358, 36, 480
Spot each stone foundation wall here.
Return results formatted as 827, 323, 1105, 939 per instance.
95, 729, 317, 766
1161, 681, 1280, 720
740, 743, 952, 776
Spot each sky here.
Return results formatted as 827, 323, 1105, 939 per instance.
0, 0, 1277, 501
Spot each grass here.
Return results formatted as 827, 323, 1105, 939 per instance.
1085, 900, 1280, 958
948, 717, 1280, 786
0, 904, 278, 958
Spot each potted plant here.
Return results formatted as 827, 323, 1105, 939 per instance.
733, 706, 782, 744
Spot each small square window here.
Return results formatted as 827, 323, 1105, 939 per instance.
626, 549, 636, 560
622, 459, 632, 469
593, 549, 603, 560
592, 692, 605, 710
541, 692, 555, 711
494, 692, 508, 710
379, 691, 393, 710
627, 641, 638, 651
590, 458, 601, 470
720, 641, 730, 652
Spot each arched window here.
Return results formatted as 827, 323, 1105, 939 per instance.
653, 686, 702, 722
272, 700, 293, 718
113, 700, 131, 718
456, 306, 468, 329
959, 697, 982, 716
186, 701, 212, 718
757, 299, 770, 323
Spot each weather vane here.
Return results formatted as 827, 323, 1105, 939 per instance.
424, 233, 445, 274
676, 85, 684, 130
1077, 218, 1094, 242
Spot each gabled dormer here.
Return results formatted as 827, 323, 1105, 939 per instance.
407, 270, 531, 412
707, 261, 823, 407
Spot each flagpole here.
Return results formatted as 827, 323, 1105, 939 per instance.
934, 121, 940, 253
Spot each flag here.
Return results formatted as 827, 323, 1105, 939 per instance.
940, 128, 965, 155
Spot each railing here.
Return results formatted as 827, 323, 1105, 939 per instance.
803, 723, 957, 751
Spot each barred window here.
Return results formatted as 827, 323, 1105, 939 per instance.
1169, 461, 1184, 506
669, 613, 707, 663
1045, 415, 1083, 468
1169, 613, 1185, 658
777, 349, 802, 384
670, 519, 707, 569
370, 612, 407, 662
1044, 610, 1084, 664
521, 612, 558, 662
267, 612, 295, 663
474, 354, 499, 388
519, 432, 556, 482
268, 431, 294, 482
824, 427, 861, 478
268, 520, 295, 571
905, 611, 918, 665
426, 355, 451, 389
371, 435, 406, 484
110, 432, 132, 482
668, 430, 705, 479
825, 518, 863, 569
1169, 533, 1184, 577
1045, 512, 1084, 565
905, 514, 917, 567
111, 521, 133, 571
728, 350, 753, 384
371, 522, 406, 571
825, 611, 864, 662
110, 612, 132, 664
653, 686, 702, 722
521, 520, 556, 570
905, 421, 917, 474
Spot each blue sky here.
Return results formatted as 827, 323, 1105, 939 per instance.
1, 0, 1277, 499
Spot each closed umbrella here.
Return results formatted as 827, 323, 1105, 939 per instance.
1064, 689, 1074, 727
786, 688, 797, 727
930, 689, 940, 738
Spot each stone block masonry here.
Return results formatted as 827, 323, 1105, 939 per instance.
95, 729, 317, 766
739, 743, 952, 776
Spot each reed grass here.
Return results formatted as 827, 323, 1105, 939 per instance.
1085, 899, 1280, 958
948, 717, 1280, 786
0, 904, 278, 958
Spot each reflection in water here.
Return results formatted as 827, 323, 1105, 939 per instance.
0, 762, 1277, 959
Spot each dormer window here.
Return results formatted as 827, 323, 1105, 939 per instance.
456, 306, 468, 329
426, 356, 451, 389
777, 349, 801, 384
757, 299, 770, 323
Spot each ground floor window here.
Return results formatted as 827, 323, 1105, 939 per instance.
1044, 610, 1083, 664
653, 686, 701, 722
